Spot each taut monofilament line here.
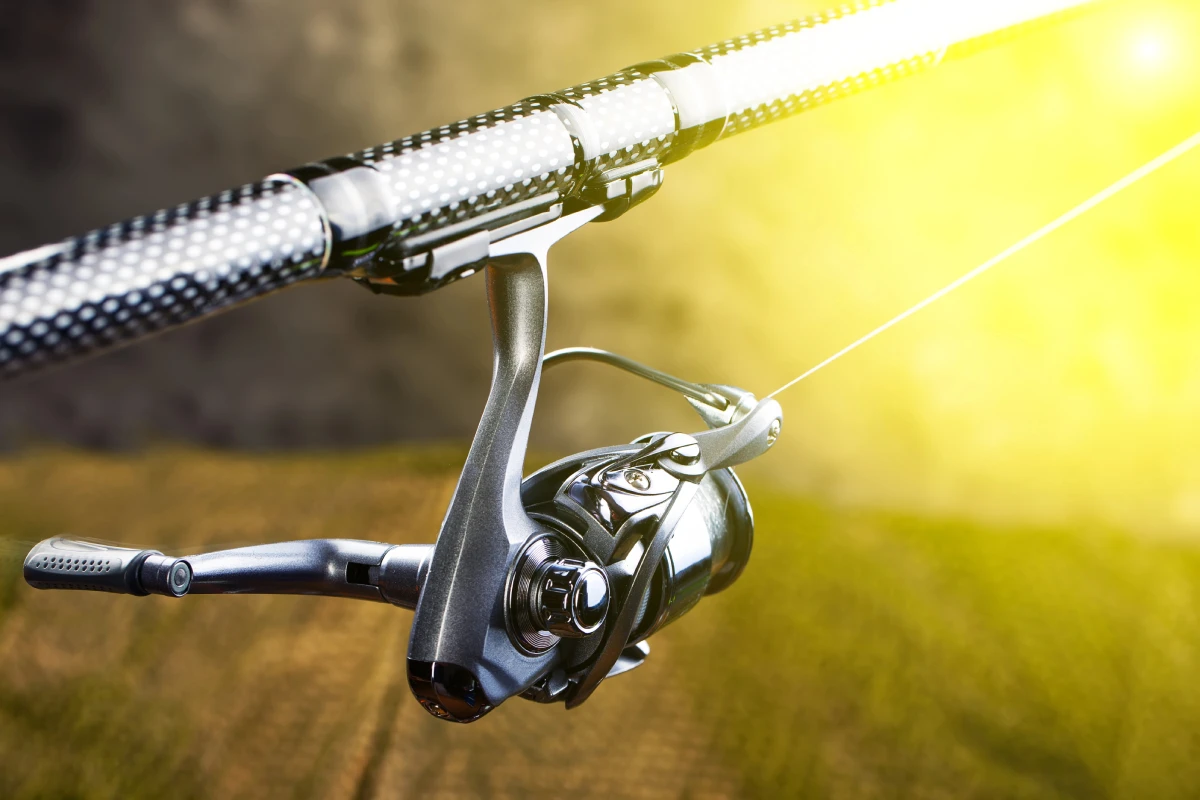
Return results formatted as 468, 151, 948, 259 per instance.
766, 128, 1200, 400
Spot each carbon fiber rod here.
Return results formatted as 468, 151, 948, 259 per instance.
0, 0, 1094, 378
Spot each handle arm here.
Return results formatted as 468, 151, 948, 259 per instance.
186, 539, 431, 608
23, 537, 431, 608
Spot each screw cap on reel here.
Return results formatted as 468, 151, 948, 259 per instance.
532, 559, 610, 637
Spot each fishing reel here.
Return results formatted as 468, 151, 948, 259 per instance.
22, 204, 782, 721
483, 352, 775, 715
508, 410, 763, 703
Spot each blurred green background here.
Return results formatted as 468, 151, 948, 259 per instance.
2, 0, 1200, 797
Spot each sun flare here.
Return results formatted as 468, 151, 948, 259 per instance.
1131, 30, 1171, 71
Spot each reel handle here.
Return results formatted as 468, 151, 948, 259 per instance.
22, 537, 433, 606
23, 537, 191, 597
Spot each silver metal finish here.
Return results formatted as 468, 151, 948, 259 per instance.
513, 411, 759, 710
377, 544, 434, 610
405, 206, 603, 723
691, 397, 784, 472
566, 446, 703, 708
530, 559, 610, 638
17, 203, 779, 720
506, 534, 575, 654
606, 641, 652, 680
25, 536, 433, 606
543, 347, 730, 411
183, 540, 433, 606
140, 554, 193, 598
187, 539, 393, 600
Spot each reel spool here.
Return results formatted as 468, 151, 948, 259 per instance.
511, 442, 755, 705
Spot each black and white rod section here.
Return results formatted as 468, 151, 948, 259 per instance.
0, 0, 1093, 378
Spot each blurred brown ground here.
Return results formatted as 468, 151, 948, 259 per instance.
4, 450, 1200, 799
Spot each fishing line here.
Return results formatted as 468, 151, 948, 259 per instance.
766, 128, 1200, 401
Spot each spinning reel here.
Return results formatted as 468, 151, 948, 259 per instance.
22, 205, 782, 722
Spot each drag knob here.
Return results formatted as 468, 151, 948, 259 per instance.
531, 559, 610, 637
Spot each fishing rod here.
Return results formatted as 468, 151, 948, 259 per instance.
13, 0, 1097, 723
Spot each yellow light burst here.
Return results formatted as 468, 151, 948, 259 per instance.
1131, 29, 1171, 72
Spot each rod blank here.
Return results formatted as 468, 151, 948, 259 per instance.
0, 0, 1096, 378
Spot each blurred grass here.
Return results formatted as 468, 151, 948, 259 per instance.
0, 450, 1198, 798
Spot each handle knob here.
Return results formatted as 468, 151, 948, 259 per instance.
530, 559, 610, 637
24, 537, 191, 597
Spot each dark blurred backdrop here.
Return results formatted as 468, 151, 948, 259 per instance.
2, 0, 1200, 537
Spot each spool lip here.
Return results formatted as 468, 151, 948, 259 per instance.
704, 467, 755, 596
